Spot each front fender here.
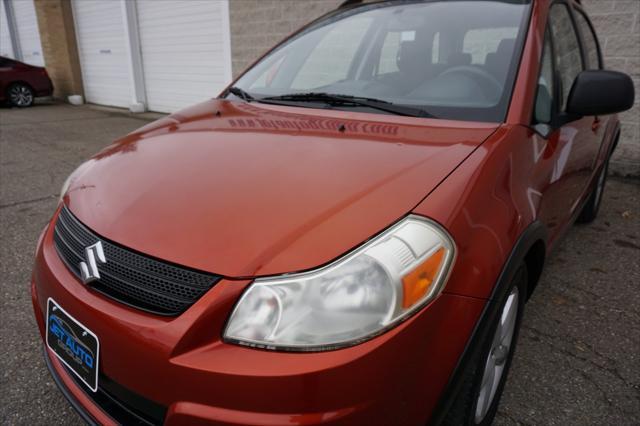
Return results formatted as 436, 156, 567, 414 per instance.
413, 125, 548, 299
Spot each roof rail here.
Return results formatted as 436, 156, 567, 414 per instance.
338, 0, 364, 9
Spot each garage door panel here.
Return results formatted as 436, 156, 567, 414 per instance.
77, 22, 127, 33
134, 29, 226, 43
138, 67, 229, 79
11, 0, 45, 66
142, 70, 227, 80
145, 76, 228, 88
0, 1, 14, 58
140, 46, 229, 56
137, 0, 231, 113
136, 1, 204, 13
80, 71, 130, 81
141, 56, 228, 67
148, 91, 215, 101
140, 39, 227, 49
138, 2, 222, 18
73, 0, 131, 108
139, 15, 225, 28
146, 83, 217, 97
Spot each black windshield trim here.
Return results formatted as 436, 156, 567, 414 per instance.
259, 92, 435, 118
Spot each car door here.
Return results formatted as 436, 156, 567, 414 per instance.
535, 2, 602, 240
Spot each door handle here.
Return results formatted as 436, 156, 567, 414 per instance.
591, 116, 601, 132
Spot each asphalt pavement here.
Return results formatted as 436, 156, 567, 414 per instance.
1, 103, 638, 425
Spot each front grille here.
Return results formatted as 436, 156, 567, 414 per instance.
53, 206, 220, 316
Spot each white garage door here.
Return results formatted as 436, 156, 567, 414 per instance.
136, 0, 232, 113
72, 0, 131, 108
0, 1, 14, 59
12, 0, 44, 66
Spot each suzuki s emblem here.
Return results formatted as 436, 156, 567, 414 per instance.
79, 241, 106, 284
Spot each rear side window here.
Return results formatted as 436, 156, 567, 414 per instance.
574, 11, 602, 70
378, 31, 418, 75
463, 27, 519, 65
549, 4, 584, 110
432, 32, 441, 63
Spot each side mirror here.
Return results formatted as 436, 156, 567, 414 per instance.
567, 70, 635, 116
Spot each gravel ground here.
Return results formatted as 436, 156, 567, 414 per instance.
1, 103, 638, 425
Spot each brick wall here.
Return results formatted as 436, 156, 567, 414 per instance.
33, 0, 83, 99
229, 0, 341, 77
583, 0, 639, 176
229, 0, 639, 176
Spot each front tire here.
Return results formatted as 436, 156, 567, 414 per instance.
444, 264, 527, 426
7, 83, 34, 107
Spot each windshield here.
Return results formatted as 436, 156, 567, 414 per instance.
230, 0, 531, 122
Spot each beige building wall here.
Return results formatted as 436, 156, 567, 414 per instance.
229, 0, 639, 176
229, 0, 342, 77
583, 0, 639, 176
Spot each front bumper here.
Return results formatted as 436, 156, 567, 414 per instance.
44, 344, 165, 425
34, 75, 54, 97
32, 215, 485, 426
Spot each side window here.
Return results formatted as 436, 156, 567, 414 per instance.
432, 32, 441, 63
378, 32, 401, 75
249, 55, 285, 90
463, 27, 519, 65
378, 31, 417, 75
574, 11, 602, 70
549, 4, 584, 110
378, 31, 416, 75
534, 33, 555, 124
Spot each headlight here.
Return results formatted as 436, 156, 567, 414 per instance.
58, 173, 74, 203
224, 215, 456, 351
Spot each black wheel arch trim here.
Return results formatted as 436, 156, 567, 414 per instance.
429, 220, 547, 425
612, 124, 621, 153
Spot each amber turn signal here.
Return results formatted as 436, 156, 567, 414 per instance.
402, 248, 445, 309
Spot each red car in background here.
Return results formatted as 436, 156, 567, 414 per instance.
31, 0, 634, 425
0, 56, 53, 107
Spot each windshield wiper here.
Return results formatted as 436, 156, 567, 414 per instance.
260, 92, 434, 118
226, 86, 255, 102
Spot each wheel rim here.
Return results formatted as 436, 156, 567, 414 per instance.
474, 287, 519, 424
9, 85, 33, 106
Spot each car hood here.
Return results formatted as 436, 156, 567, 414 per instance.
65, 100, 497, 277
